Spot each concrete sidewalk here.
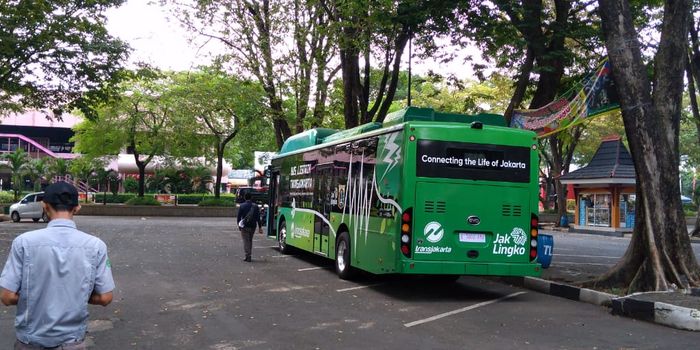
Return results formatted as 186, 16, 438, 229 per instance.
512, 229, 700, 331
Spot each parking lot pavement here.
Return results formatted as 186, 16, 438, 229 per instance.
2, 217, 699, 349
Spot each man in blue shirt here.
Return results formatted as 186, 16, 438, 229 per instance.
0, 182, 115, 349
237, 193, 263, 262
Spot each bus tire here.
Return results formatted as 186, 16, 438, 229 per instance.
335, 231, 355, 280
278, 220, 290, 254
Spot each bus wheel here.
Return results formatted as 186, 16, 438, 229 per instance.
278, 220, 290, 254
335, 232, 355, 280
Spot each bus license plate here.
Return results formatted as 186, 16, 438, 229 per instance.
459, 233, 486, 243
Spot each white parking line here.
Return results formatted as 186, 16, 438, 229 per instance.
297, 267, 326, 272
254, 246, 279, 249
403, 291, 527, 328
336, 283, 384, 293
554, 254, 620, 259
269, 255, 293, 258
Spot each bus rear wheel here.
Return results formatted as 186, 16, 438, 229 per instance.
278, 220, 290, 254
335, 232, 355, 280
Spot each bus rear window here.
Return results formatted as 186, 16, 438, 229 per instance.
416, 140, 530, 183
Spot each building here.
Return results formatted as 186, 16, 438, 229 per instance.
559, 135, 636, 235
0, 111, 233, 192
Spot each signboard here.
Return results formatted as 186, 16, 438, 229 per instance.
416, 140, 530, 183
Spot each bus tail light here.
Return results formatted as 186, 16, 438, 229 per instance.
530, 214, 538, 261
401, 208, 413, 258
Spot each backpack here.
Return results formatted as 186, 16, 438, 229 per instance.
238, 204, 256, 229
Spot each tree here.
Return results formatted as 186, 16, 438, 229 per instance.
686, 1, 700, 236
0, 149, 29, 200
453, 1, 606, 226
171, 69, 266, 198
167, 0, 337, 147
25, 157, 50, 191
588, 0, 700, 292
69, 156, 102, 203
72, 69, 175, 197
322, 0, 459, 128
0, 0, 130, 116
47, 158, 70, 184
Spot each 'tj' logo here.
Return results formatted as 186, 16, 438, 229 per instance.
424, 221, 444, 243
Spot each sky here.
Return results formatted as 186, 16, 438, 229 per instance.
105, 1, 481, 80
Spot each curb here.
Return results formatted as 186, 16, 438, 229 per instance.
503, 276, 700, 331
612, 294, 700, 331
502, 276, 615, 307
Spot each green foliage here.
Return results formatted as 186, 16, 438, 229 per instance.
125, 196, 161, 206
123, 177, 139, 193
0, 191, 15, 204
0, 0, 130, 115
408, 73, 515, 115
169, 68, 267, 197
47, 158, 70, 182
0, 149, 30, 200
99, 193, 136, 204
25, 158, 50, 191
72, 67, 176, 196
197, 197, 235, 207
573, 112, 628, 166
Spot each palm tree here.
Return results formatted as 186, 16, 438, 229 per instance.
1, 149, 30, 200
26, 157, 50, 191
47, 158, 70, 183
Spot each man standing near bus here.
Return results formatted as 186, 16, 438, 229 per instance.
237, 192, 263, 262
0, 182, 115, 349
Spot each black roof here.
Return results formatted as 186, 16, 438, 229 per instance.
560, 137, 635, 181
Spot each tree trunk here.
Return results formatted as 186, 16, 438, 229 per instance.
214, 144, 224, 199
376, 27, 410, 123
686, 41, 700, 237
340, 47, 360, 129
586, 0, 700, 292
136, 164, 146, 198
504, 46, 535, 125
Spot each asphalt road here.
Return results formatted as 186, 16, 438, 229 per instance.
543, 230, 700, 282
1, 217, 699, 349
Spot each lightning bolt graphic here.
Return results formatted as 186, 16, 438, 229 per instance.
381, 133, 401, 181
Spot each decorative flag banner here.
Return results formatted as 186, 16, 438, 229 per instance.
510, 59, 620, 137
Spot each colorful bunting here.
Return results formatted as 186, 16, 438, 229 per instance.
510, 59, 620, 137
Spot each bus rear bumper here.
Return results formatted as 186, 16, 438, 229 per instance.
399, 260, 542, 277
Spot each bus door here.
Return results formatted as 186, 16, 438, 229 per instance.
266, 169, 280, 238
313, 165, 332, 256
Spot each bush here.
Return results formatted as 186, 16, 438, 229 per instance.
98, 193, 137, 204
0, 191, 15, 204
177, 193, 235, 205
198, 197, 235, 207
683, 202, 697, 212
123, 177, 139, 193
125, 196, 161, 206
175, 194, 207, 205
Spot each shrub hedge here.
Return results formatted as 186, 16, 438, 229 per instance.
125, 196, 161, 206
198, 197, 236, 207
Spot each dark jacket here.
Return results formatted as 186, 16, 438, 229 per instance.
237, 200, 261, 229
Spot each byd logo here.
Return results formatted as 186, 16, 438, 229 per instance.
423, 221, 444, 243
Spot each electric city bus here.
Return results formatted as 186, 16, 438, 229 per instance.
266, 107, 542, 279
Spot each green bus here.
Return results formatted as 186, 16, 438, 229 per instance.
266, 107, 542, 279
